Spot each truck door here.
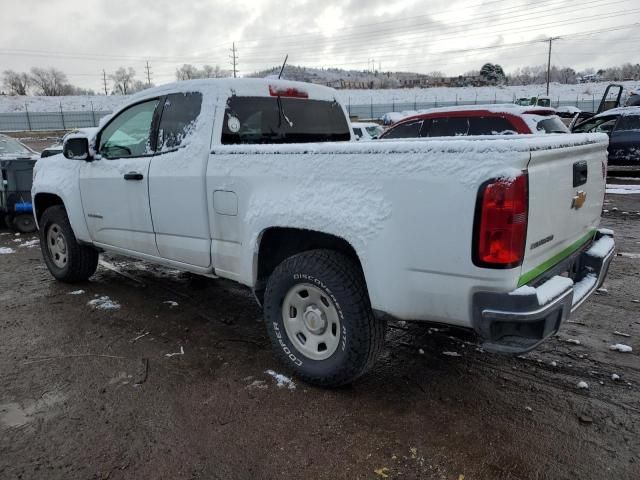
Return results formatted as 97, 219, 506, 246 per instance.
79, 98, 161, 256
148, 92, 213, 267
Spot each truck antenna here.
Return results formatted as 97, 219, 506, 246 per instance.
278, 54, 289, 79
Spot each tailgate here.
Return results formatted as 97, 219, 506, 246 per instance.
519, 136, 608, 286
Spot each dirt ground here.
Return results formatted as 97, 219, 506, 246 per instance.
0, 136, 639, 479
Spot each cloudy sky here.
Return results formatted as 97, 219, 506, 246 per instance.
1, 0, 639, 90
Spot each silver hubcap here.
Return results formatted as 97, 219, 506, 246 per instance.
47, 223, 68, 268
282, 283, 341, 361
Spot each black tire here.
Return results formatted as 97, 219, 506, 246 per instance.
264, 249, 386, 387
13, 214, 37, 233
39, 205, 99, 283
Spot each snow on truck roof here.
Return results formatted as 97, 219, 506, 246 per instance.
127, 78, 339, 104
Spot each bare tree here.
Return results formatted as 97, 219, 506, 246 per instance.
110, 67, 136, 94
2, 70, 30, 95
176, 64, 230, 81
176, 64, 200, 81
29, 67, 68, 96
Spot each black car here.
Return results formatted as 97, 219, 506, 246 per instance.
572, 107, 640, 173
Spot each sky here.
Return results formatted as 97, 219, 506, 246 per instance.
0, 0, 639, 91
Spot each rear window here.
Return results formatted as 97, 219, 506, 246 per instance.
615, 115, 640, 132
535, 116, 569, 133
221, 96, 350, 144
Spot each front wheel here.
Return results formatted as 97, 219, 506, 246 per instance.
39, 205, 99, 283
264, 249, 386, 387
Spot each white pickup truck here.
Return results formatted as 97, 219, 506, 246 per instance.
32, 78, 615, 386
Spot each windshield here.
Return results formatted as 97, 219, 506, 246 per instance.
0, 135, 32, 155
535, 116, 569, 133
222, 96, 350, 144
365, 125, 384, 138
573, 116, 616, 133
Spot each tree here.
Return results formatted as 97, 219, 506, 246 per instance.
29, 67, 68, 96
176, 64, 200, 80
202, 64, 230, 78
557, 67, 576, 84
479, 63, 505, 84
130, 80, 153, 94
110, 67, 136, 94
2, 70, 30, 95
176, 64, 230, 80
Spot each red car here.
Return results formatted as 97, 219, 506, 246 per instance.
380, 105, 568, 139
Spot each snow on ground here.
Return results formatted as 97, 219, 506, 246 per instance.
87, 296, 120, 310
1, 80, 637, 113
68, 290, 85, 295
17, 239, 39, 248
610, 344, 633, 353
0, 247, 15, 254
165, 346, 185, 357
606, 184, 640, 195
336, 80, 639, 105
265, 369, 296, 389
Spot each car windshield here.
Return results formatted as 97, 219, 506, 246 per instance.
0, 135, 32, 155
365, 125, 384, 138
535, 116, 569, 133
573, 116, 616, 133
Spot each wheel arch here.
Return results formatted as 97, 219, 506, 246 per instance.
253, 227, 368, 304
34, 192, 65, 224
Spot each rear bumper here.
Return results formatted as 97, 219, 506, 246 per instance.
472, 230, 615, 354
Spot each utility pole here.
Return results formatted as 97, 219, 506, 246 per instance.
145, 61, 152, 85
102, 70, 108, 95
546, 37, 559, 96
230, 42, 238, 78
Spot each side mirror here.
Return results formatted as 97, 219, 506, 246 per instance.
63, 136, 92, 161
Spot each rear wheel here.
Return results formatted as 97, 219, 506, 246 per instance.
264, 249, 385, 387
13, 214, 36, 233
39, 206, 99, 283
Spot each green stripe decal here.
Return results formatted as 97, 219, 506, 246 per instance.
517, 229, 596, 287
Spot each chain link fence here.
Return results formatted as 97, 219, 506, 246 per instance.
0, 110, 111, 132
344, 97, 599, 120
0, 96, 599, 131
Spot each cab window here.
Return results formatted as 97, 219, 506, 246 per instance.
428, 117, 470, 137
157, 92, 202, 151
383, 120, 423, 139
468, 116, 516, 135
99, 99, 159, 159
614, 115, 640, 132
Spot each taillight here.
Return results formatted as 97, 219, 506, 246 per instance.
473, 174, 528, 268
269, 85, 308, 98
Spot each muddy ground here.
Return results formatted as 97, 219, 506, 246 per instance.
0, 135, 639, 479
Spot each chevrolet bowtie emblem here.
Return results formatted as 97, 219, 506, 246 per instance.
572, 190, 587, 209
